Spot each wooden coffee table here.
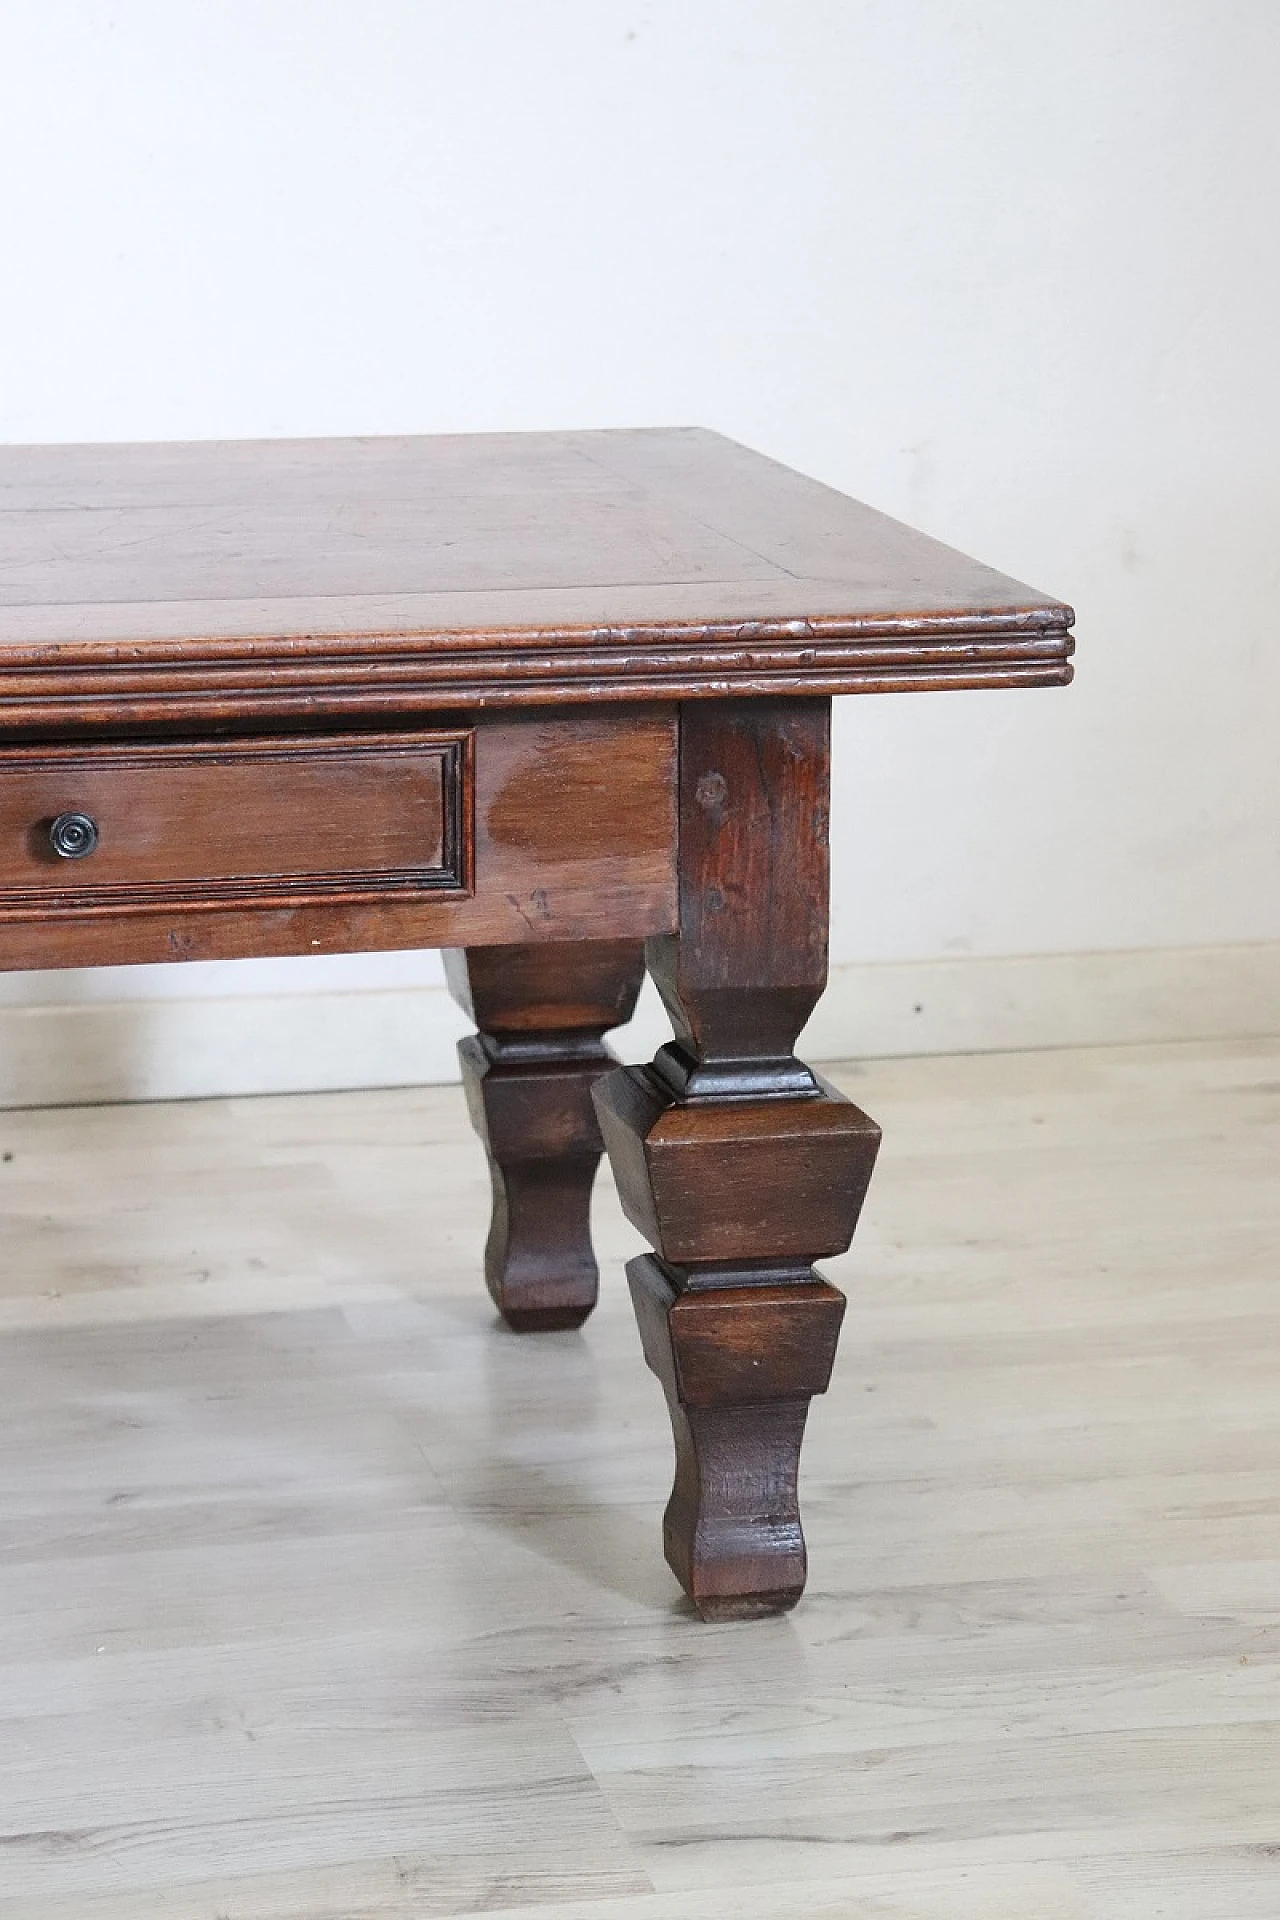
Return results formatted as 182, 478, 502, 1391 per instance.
0, 428, 1073, 1618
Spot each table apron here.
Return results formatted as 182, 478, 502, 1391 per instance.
0, 706, 679, 970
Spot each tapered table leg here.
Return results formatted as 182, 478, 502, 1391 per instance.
594, 699, 880, 1617
446, 941, 645, 1331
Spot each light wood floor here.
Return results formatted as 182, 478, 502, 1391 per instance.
0, 1038, 1277, 1919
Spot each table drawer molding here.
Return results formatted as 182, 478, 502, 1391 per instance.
0, 730, 472, 918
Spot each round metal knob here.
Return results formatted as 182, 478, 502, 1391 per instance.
48, 811, 99, 860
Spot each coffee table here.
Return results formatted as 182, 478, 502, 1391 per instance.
0, 428, 1073, 1618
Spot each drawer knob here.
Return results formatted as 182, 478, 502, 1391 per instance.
48, 811, 100, 860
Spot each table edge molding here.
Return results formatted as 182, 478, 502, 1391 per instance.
0, 613, 1075, 724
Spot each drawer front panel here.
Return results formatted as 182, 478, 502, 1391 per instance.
0, 731, 471, 916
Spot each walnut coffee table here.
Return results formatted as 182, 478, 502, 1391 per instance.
0, 428, 1073, 1618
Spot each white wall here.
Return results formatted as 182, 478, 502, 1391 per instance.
1, 1, 1277, 1091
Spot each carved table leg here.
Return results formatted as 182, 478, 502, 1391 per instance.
445, 941, 646, 1331
594, 700, 880, 1618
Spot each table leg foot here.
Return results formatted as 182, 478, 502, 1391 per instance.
597, 1058, 877, 1614
627, 1253, 847, 1618
446, 942, 645, 1331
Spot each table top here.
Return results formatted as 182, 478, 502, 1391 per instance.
0, 428, 1072, 722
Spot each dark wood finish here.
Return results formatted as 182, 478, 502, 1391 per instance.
594, 699, 881, 1619
0, 731, 468, 916
0, 708, 677, 969
628, 1260, 847, 1618
598, 1066, 880, 1269
446, 942, 645, 1330
0, 430, 1072, 728
645, 698, 833, 1095
0, 426, 1074, 1619
446, 940, 647, 1037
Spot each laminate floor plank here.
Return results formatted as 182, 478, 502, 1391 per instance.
0, 1037, 1276, 1917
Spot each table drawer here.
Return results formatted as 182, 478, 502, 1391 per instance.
0, 730, 471, 917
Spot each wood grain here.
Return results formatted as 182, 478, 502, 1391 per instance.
595, 699, 881, 1618
0, 730, 468, 915
0, 707, 678, 968
0, 429, 1073, 723
599, 1066, 881, 1270
446, 941, 645, 1330
645, 697, 833, 1092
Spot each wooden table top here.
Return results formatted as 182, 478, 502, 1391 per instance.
0, 427, 1072, 724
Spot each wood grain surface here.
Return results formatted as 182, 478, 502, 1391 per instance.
595, 701, 881, 1618
0, 731, 467, 915
0, 707, 678, 968
447, 941, 645, 1331
0, 429, 1073, 723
